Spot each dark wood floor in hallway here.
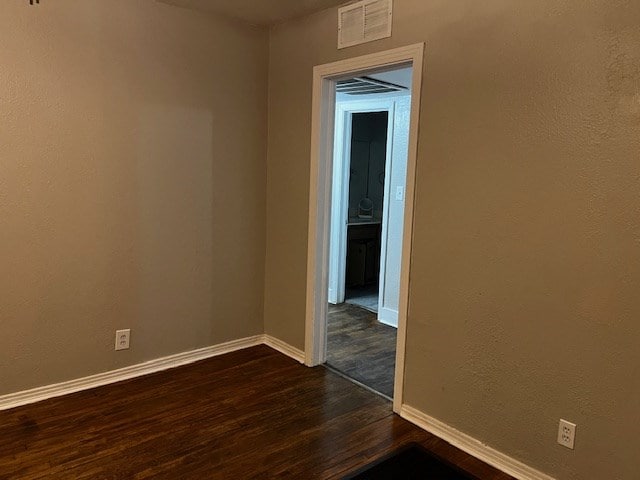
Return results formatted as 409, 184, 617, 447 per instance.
0, 345, 514, 479
327, 302, 396, 398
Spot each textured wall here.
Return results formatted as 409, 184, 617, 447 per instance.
0, 0, 268, 395
265, 1, 640, 478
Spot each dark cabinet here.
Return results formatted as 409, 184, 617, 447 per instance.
345, 222, 381, 287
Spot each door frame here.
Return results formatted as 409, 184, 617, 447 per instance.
305, 43, 425, 413
328, 99, 396, 306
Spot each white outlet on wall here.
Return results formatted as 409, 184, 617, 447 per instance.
557, 419, 576, 449
115, 329, 131, 351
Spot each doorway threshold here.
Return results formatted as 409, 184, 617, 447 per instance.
323, 364, 392, 402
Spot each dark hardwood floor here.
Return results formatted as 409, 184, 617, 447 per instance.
327, 302, 396, 398
0, 345, 514, 479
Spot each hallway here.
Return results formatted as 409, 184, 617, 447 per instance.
326, 302, 396, 398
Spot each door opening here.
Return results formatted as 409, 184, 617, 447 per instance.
325, 67, 412, 400
305, 44, 424, 413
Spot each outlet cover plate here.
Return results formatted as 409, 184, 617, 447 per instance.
557, 419, 576, 449
115, 329, 131, 351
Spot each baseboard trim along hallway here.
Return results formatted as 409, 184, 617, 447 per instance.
0, 334, 303, 411
400, 405, 556, 480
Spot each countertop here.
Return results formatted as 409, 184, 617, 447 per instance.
347, 217, 382, 226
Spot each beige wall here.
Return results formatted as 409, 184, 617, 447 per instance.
2, 0, 639, 477
265, 1, 640, 478
0, 0, 268, 394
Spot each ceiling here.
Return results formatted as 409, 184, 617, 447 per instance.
369, 67, 413, 90
157, 0, 348, 26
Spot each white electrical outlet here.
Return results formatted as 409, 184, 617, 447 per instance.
557, 419, 576, 449
115, 329, 131, 351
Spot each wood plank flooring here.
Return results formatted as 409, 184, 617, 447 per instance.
0, 345, 514, 479
327, 302, 396, 398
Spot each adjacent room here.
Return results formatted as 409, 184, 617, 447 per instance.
326, 65, 413, 399
1, 1, 639, 479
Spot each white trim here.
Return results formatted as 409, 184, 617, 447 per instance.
0, 335, 264, 412
263, 335, 305, 363
378, 104, 396, 317
377, 306, 398, 327
327, 102, 351, 305
305, 61, 336, 368
328, 98, 396, 307
400, 405, 556, 480
0, 335, 307, 412
305, 43, 425, 416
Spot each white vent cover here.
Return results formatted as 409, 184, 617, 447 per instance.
337, 76, 407, 95
338, 0, 393, 49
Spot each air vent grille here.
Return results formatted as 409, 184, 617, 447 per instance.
338, 0, 393, 49
336, 76, 407, 96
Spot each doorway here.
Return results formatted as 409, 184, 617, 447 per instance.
325, 74, 412, 398
305, 44, 424, 413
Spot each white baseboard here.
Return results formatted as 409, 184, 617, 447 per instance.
0, 334, 557, 480
262, 334, 305, 363
400, 405, 555, 480
377, 306, 398, 328
0, 334, 307, 412
0, 335, 264, 412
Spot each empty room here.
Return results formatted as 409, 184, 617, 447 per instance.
1, 1, 638, 479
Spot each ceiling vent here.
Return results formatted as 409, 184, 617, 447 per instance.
338, 0, 393, 49
336, 76, 407, 96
